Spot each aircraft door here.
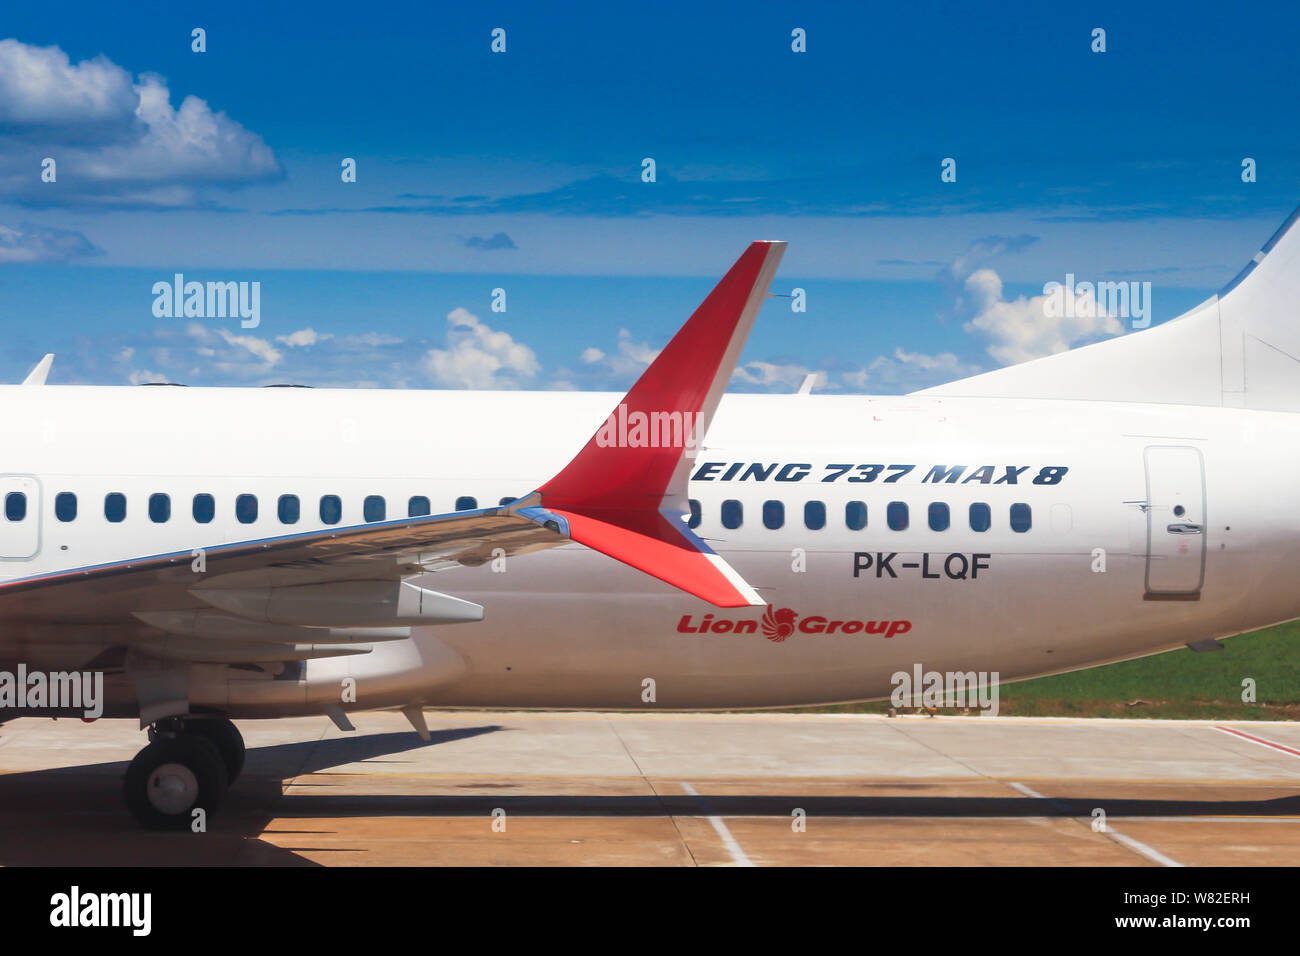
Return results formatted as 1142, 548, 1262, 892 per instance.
0, 475, 40, 560
1143, 446, 1205, 597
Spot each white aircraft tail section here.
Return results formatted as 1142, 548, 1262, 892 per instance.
919, 203, 1300, 411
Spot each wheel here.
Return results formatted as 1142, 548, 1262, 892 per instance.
124, 735, 228, 830
185, 717, 246, 783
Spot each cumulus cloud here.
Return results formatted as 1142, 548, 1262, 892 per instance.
109, 320, 407, 387
0, 40, 136, 125
0, 222, 101, 263
117, 322, 283, 382
275, 328, 331, 348
0, 39, 281, 206
423, 308, 539, 388
592, 329, 658, 372
216, 328, 282, 367
961, 268, 1123, 366
555, 329, 661, 388
344, 331, 403, 347
846, 347, 981, 392
732, 360, 821, 390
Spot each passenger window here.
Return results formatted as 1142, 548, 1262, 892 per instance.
969, 503, 991, 532
721, 499, 743, 530
499, 496, 517, 506
278, 494, 300, 524
687, 499, 701, 529
762, 500, 784, 530
236, 494, 258, 524
105, 492, 126, 523
845, 501, 867, 530
320, 495, 342, 525
804, 500, 826, 530
55, 492, 77, 522
408, 496, 431, 517
887, 501, 909, 531
928, 502, 950, 531
364, 496, 386, 522
455, 496, 477, 511
4, 492, 25, 521
148, 493, 170, 523
193, 494, 214, 524
1010, 503, 1032, 533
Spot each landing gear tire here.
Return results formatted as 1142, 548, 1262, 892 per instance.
124, 734, 228, 830
185, 718, 246, 783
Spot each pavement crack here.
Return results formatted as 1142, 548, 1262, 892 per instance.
605, 718, 698, 866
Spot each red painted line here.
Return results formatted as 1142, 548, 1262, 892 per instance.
1214, 725, 1300, 758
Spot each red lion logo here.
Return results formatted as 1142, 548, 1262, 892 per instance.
762, 607, 798, 642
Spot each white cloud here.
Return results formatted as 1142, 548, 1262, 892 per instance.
0, 223, 100, 263
0, 40, 281, 206
423, 307, 539, 388
845, 348, 981, 392
573, 329, 659, 381
612, 329, 659, 368
344, 331, 403, 347
166, 323, 281, 378
962, 267, 1123, 366
0, 39, 135, 124
276, 328, 331, 348
216, 328, 282, 367
732, 360, 820, 390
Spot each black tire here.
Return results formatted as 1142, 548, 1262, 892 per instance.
124, 735, 228, 830
185, 718, 246, 783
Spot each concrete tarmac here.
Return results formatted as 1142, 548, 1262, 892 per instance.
1, 710, 1298, 866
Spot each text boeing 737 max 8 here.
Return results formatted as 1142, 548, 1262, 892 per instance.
3, 207, 1300, 828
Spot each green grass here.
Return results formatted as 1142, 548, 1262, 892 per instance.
799, 621, 1300, 720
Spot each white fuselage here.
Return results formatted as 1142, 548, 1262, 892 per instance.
2, 385, 1297, 717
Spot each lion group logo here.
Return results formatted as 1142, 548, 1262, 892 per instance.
762, 606, 798, 642
677, 608, 911, 640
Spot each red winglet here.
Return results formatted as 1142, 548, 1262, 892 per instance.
538, 241, 785, 607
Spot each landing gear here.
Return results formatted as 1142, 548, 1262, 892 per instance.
124, 716, 245, 830
184, 717, 246, 783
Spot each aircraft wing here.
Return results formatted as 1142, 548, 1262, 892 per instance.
0, 500, 567, 626
0, 240, 784, 658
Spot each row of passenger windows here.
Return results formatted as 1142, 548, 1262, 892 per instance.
1, 490, 1030, 533
686, 499, 1033, 533
1, 492, 512, 525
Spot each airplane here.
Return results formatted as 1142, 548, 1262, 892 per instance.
1, 204, 1299, 829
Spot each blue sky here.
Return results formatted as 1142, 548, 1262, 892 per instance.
1, 0, 1297, 390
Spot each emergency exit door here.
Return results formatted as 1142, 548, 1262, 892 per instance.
1143, 446, 1206, 596
0, 475, 40, 560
